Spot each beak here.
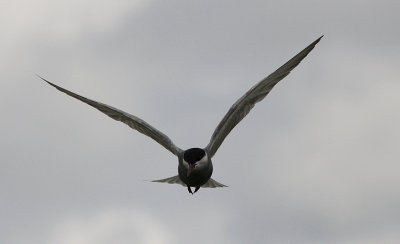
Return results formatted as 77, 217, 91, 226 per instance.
187, 164, 195, 177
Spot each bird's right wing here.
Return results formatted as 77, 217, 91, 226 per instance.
205, 36, 323, 158
39, 76, 182, 156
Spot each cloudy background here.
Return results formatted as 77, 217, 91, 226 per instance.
1, 0, 400, 243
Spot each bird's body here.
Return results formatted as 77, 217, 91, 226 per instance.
39, 36, 322, 194
179, 148, 213, 193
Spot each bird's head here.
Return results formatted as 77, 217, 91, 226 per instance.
183, 148, 207, 177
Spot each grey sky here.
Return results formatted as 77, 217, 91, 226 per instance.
1, 0, 400, 243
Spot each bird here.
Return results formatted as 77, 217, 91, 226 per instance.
39, 36, 322, 194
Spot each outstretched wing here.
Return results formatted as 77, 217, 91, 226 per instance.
206, 36, 323, 158
40, 76, 182, 156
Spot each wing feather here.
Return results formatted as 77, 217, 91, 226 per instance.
206, 36, 323, 158
39, 76, 182, 156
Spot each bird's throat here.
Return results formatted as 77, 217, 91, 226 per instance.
187, 164, 195, 177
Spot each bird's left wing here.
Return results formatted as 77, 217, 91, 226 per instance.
205, 36, 323, 158
39, 76, 182, 156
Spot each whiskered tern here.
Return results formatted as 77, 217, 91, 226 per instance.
39, 36, 322, 194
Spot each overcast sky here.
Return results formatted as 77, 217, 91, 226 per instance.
1, 0, 400, 243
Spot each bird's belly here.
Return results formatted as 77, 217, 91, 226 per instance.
179, 169, 212, 187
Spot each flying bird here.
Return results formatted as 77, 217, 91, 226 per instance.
39, 36, 322, 194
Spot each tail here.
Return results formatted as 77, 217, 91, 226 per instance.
152, 175, 227, 188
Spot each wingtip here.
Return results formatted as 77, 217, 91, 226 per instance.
36, 74, 49, 83
315, 35, 324, 44
313, 35, 324, 44
305, 35, 323, 50
36, 74, 59, 89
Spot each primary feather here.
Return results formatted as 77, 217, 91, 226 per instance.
205, 36, 323, 158
38, 76, 182, 156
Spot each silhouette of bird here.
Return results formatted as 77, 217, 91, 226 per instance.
39, 36, 322, 194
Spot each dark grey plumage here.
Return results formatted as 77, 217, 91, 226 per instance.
39, 36, 322, 194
